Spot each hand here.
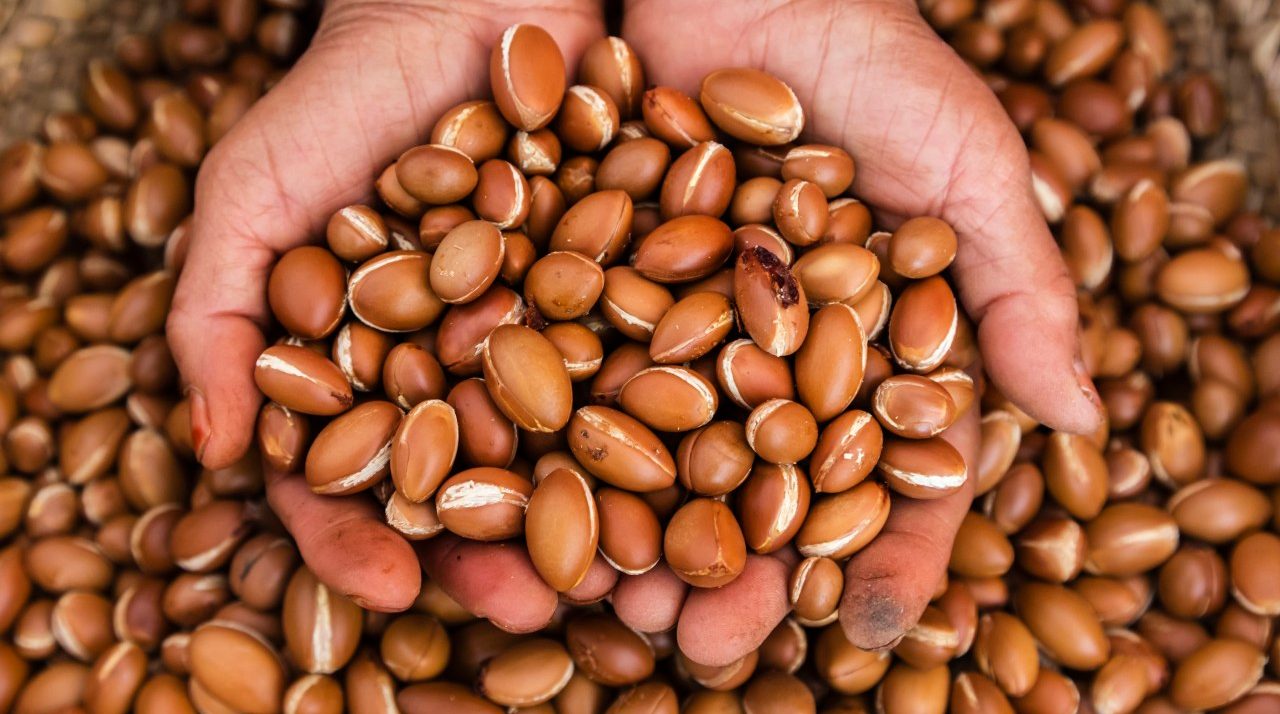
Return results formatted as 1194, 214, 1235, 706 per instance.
167, 0, 605, 614
620, 0, 1105, 663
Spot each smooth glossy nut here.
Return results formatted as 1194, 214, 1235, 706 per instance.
699, 68, 803, 145
490, 24, 566, 131
664, 498, 747, 587
527, 468, 599, 592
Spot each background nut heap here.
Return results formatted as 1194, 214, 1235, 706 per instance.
0, 0, 1275, 712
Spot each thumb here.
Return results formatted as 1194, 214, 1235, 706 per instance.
942, 117, 1105, 435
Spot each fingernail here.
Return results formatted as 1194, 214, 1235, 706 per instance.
187, 387, 212, 464
1072, 354, 1105, 418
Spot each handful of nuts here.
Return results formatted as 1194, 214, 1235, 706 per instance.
1, 0, 1279, 711
253, 23, 976, 599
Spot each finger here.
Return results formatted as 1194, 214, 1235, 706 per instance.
612, 562, 688, 633
416, 536, 558, 634
838, 405, 979, 650
562, 553, 619, 605
676, 554, 791, 666
264, 469, 420, 611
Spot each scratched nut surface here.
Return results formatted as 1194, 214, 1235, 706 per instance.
569, 406, 676, 492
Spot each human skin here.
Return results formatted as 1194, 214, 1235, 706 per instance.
167, 0, 1103, 665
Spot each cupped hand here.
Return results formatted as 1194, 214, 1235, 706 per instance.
621, 0, 1105, 661
167, 0, 605, 612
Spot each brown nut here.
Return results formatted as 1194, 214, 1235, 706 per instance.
618, 366, 718, 433
1084, 503, 1179, 576
888, 276, 958, 373
744, 399, 818, 465
447, 378, 518, 468
481, 324, 572, 432
699, 68, 803, 145
1014, 582, 1110, 670
634, 215, 735, 283
435, 468, 531, 541
664, 498, 748, 588
877, 437, 968, 499
734, 246, 809, 357
569, 406, 676, 492
794, 480, 891, 559
596, 488, 662, 574
431, 99, 508, 163
523, 251, 605, 321
772, 178, 829, 247
715, 338, 795, 409
428, 220, 505, 305
47, 345, 133, 413
888, 217, 957, 279
347, 250, 444, 332
599, 266, 674, 341
390, 399, 457, 502
283, 567, 362, 674
872, 374, 957, 439
478, 638, 574, 707
527, 468, 599, 592
565, 613, 655, 686
810, 410, 884, 494
304, 401, 402, 495
738, 462, 811, 554
394, 144, 477, 205
647, 293, 734, 367
1169, 639, 1265, 710
789, 557, 843, 625
188, 620, 286, 713
489, 24, 566, 131
549, 189, 634, 264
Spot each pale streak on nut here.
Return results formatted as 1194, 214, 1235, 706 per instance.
498, 26, 554, 129
568, 86, 616, 152
311, 439, 393, 496
878, 458, 967, 492
716, 340, 753, 409
743, 398, 789, 447
757, 464, 805, 552
599, 294, 657, 335
681, 142, 729, 208
436, 480, 531, 512
385, 495, 444, 539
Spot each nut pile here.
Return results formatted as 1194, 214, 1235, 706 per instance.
0, 0, 1274, 713
254, 23, 975, 599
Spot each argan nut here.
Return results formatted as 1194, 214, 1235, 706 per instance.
715, 339, 795, 409
772, 178, 829, 246
395, 144, 478, 205
877, 437, 968, 499
738, 462, 811, 554
795, 304, 866, 422
699, 68, 803, 145
618, 366, 718, 432
735, 246, 809, 357
565, 614, 655, 686
659, 142, 735, 219
490, 24, 566, 131
188, 620, 285, 714
745, 399, 818, 464
557, 85, 619, 153
596, 488, 662, 574
431, 100, 508, 163
428, 220, 505, 305
304, 401, 402, 495
347, 251, 445, 332
526, 469, 598, 592
481, 324, 572, 432
873, 374, 958, 439
795, 480, 891, 559
578, 37, 645, 118
674, 422, 753, 497
888, 276, 958, 373
810, 410, 883, 493
435, 468, 531, 541
782, 144, 854, 198
390, 400, 457, 502
664, 498, 747, 587
648, 291, 734, 364
634, 215, 734, 282
283, 566, 362, 674
569, 406, 676, 492
479, 638, 574, 707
